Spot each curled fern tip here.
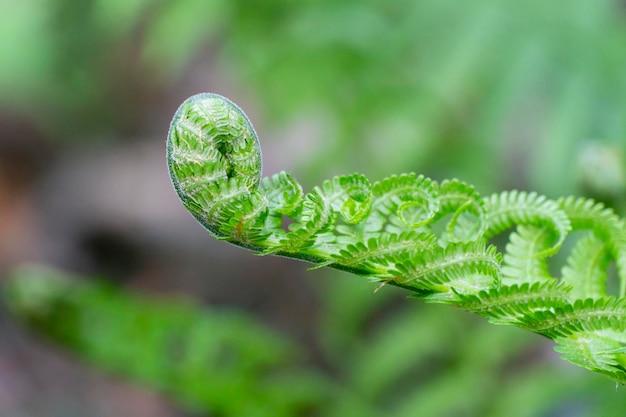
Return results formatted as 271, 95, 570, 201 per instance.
167, 93, 626, 384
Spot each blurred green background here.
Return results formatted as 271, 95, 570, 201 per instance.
1, 0, 625, 416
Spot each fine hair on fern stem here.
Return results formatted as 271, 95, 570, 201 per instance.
167, 93, 626, 383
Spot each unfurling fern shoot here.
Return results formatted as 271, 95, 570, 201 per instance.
167, 93, 626, 383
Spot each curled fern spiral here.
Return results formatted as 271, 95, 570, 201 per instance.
167, 93, 626, 383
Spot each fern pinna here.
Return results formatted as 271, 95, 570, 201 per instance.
167, 93, 626, 383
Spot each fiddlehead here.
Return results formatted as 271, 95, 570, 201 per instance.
167, 93, 265, 248
167, 94, 626, 383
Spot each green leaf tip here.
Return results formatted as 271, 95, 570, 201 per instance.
167, 93, 626, 383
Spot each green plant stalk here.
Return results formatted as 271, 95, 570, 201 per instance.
167, 93, 626, 383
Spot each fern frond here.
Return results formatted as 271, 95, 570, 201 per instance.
554, 334, 626, 383
557, 196, 622, 235
212, 188, 270, 245
558, 196, 626, 297
182, 178, 269, 247
167, 93, 263, 240
501, 225, 555, 284
454, 281, 571, 325
436, 179, 486, 243
167, 93, 626, 383
539, 299, 626, 382
392, 242, 501, 301
522, 298, 626, 339
368, 173, 440, 233
561, 233, 610, 300
325, 231, 438, 274
169, 145, 229, 195
260, 171, 303, 216
274, 188, 335, 254
178, 94, 262, 189
320, 174, 372, 224
483, 190, 571, 257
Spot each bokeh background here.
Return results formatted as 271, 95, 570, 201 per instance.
1, 0, 626, 416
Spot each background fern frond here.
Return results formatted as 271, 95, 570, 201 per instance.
4, 265, 329, 417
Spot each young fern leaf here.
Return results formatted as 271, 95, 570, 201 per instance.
321, 231, 438, 275
483, 190, 572, 257
260, 171, 303, 216
269, 187, 336, 257
167, 93, 265, 249
523, 298, 626, 383
558, 196, 626, 298
454, 281, 571, 325
369, 174, 439, 233
393, 242, 501, 302
322, 174, 372, 225
554, 333, 626, 383
259, 171, 303, 245
436, 179, 486, 243
561, 233, 610, 300
501, 225, 555, 284
167, 93, 626, 383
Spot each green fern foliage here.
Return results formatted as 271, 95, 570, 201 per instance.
167, 93, 626, 383
501, 225, 555, 284
4, 265, 327, 417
